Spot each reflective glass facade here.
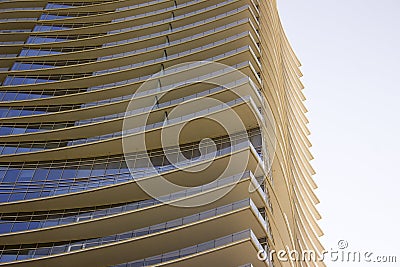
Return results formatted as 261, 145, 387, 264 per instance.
0, 1, 321, 267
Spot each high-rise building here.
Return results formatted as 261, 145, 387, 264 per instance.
0, 0, 323, 266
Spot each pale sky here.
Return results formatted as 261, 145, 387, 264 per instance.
278, 1, 400, 266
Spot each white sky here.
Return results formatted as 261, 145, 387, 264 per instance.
277, 1, 400, 266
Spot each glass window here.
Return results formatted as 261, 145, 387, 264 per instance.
67, 244, 84, 252
39, 191, 51, 198
76, 167, 91, 178
0, 254, 18, 262
180, 246, 197, 257
16, 254, 29, 261
90, 166, 106, 177
25, 192, 40, 199
163, 250, 179, 262
32, 169, 49, 181
0, 127, 13, 135
3, 169, 21, 182
0, 168, 6, 179
28, 221, 40, 230
105, 162, 120, 175
0, 223, 13, 233
2, 92, 16, 101
45, 3, 73, 9
197, 241, 214, 252
16, 147, 31, 153
47, 169, 63, 181
0, 194, 9, 202
145, 256, 162, 265
0, 109, 8, 117
8, 193, 25, 202
8, 109, 21, 117
11, 128, 25, 135
12, 222, 29, 232
61, 169, 77, 179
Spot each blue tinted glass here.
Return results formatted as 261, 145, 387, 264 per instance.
15, 93, 27, 100
45, 3, 73, 9
11, 128, 25, 134
90, 167, 106, 176
77, 168, 91, 177
0, 108, 8, 117
12, 222, 29, 232
16, 147, 31, 153
11, 77, 26, 85
8, 193, 25, 202
2, 76, 13, 86
11, 128, 26, 134
47, 169, 63, 180
120, 167, 129, 173
29, 64, 41, 70
10, 63, 20, 70
32, 169, 49, 180
16, 255, 29, 261
0, 223, 12, 234
40, 14, 71, 20
8, 109, 21, 117
39, 191, 51, 198
20, 110, 34, 116
25, 128, 39, 133
4, 93, 17, 101
0, 169, 6, 179
26, 36, 36, 43
54, 188, 69, 195
27, 36, 65, 44
0, 127, 13, 135
35, 78, 52, 84
0, 194, 8, 202
0, 255, 18, 263
3, 170, 21, 182
19, 49, 28, 56
18, 170, 35, 181
61, 169, 77, 178
18, 63, 32, 70
25, 192, 40, 199
34, 25, 68, 32
2, 146, 17, 155
20, 49, 40, 56
28, 221, 40, 230
24, 78, 37, 84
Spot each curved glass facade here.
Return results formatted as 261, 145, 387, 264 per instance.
0, 0, 321, 266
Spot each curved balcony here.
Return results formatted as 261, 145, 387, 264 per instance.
0, 129, 264, 203
0, 73, 259, 137
1, 6, 255, 61
0, 45, 256, 98
0, 140, 266, 214
0, 171, 268, 238
113, 230, 268, 267
0, 77, 263, 146
0, 28, 259, 105
0, 94, 264, 164
5, 20, 253, 74
0, 26, 258, 103
0, 0, 256, 48
0, 0, 322, 265
0, 198, 267, 266
1, 31, 256, 88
